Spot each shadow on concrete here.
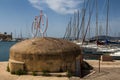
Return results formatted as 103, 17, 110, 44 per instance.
75, 61, 93, 78
81, 61, 93, 77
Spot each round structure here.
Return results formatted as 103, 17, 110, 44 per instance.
9, 37, 81, 73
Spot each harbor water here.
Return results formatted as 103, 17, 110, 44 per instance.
0, 41, 17, 61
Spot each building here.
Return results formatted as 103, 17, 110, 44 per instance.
0, 32, 12, 41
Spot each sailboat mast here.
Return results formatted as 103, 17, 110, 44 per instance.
73, 11, 77, 40
82, 0, 86, 40
14, 29, 16, 39
106, 0, 109, 37
20, 29, 23, 39
96, 0, 98, 41
76, 10, 79, 40
88, 0, 91, 39
82, 0, 95, 45
82, 9, 85, 40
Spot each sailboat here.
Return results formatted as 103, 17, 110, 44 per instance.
96, 0, 120, 57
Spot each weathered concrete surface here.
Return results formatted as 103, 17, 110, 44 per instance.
0, 62, 69, 80
9, 37, 81, 73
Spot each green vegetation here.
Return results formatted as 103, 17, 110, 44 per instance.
6, 64, 10, 72
15, 69, 27, 75
67, 70, 72, 78
11, 69, 27, 75
32, 71, 37, 76
42, 70, 51, 76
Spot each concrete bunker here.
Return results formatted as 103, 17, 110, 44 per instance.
9, 37, 82, 74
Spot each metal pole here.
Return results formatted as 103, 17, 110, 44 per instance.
98, 55, 101, 72
80, 54, 82, 78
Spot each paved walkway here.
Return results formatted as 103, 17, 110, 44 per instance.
85, 60, 120, 68
1, 61, 120, 80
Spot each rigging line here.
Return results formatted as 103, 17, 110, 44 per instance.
69, 18, 72, 39
63, 18, 70, 39
67, 18, 72, 40
101, 0, 107, 14
76, 11, 82, 39
82, 0, 95, 45
74, 11, 78, 40
76, 10, 80, 40
74, 11, 79, 40
65, 23, 70, 39
63, 17, 72, 40
76, 10, 82, 39
63, 25, 68, 39
72, 11, 77, 40
88, 0, 91, 39
100, 0, 107, 22
77, 0, 89, 39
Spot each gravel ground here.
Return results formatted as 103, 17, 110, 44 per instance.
1, 60, 120, 80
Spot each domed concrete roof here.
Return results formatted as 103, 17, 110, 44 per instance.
10, 37, 80, 55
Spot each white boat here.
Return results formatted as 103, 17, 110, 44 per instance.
97, 48, 116, 53
74, 41, 98, 53
97, 46, 120, 53
110, 51, 120, 60
82, 44, 98, 53
110, 51, 120, 56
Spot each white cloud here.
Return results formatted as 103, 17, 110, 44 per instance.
28, 0, 83, 14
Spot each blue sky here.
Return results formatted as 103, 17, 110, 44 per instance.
0, 0, 120, 38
